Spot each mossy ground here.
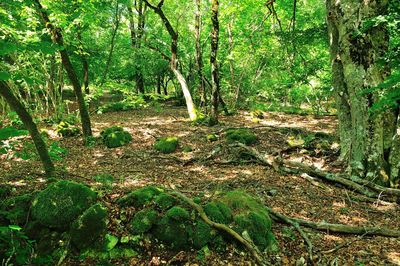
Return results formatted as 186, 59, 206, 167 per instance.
154, 137, 179, 153
100, 126, 132, 148
225, 129, 257, 145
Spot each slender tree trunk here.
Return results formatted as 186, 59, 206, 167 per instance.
195, 0, 206, 109
144, 0, 197, 121
327, 0, 399, 187
0, 81, 55, 176
34, 0, 92, 139
209, 0, 220, 125
77, 24, 89, 94
157, 74, 162, 94
227, 19, 236, 107
136, 0, 146, 94
100, 1, 121, 86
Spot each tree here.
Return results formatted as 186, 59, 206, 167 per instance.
195, 0, 206, 109
0, 81, 55, 176
144, 0, 197, 121
209, 0, 220, 125
327, 0, 400, 186
33, 0, 93, 140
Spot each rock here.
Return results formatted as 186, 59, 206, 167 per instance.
225, 129, 257, 145
70, 203, 108, 250
117, 186, 161, 208
100, 126, 132, 148
154, 137, 179, 154
31, 180, 97, 229
130, 208, 158, 235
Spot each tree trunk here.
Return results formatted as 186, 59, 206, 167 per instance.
77, 24, 89, 95
327, 0, 399, 186
144, 0, 197, 121
227, 19, 236, 102
34, 0, 92, 139
100, 1, 121, 86
209, 0, 220, 125
0, 81, 55, 176
195, 0, 206, 109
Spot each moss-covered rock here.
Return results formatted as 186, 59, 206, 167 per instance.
154, 193, 177, 209
155, 206, 191, 249
204, 202, 232, 224
130, 208, 158, 235
117, 186, 161, 208
56, 121, 80, 137
31, 181, 97, 229
70, 204, 108, 250
225, 129, 257, 145
154, 137, 178, 153
101, 126, 132, 148
191, 220, 214, 249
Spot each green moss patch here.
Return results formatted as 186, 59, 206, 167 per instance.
100, 126, 132, 148
117, 186, 161, 208
154, 137, 178, 153
56, 121, 80, 137
204, 202, 232, 224
31, 181, 97, 229
130, 209, 158, 235
154, 193, 177, 209
71, 204, 108, 250
225, 129, 257, 145
207, 134, 218, 142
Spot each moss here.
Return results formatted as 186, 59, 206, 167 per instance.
182, 146, 193, 153
56, 121, 80, 137
225, 129, 257, 145
155, 211, 190, 249
204, 202, 232, 224
31, 181, 97, 229
154, 193, 177, 209
1, 194, 34, 224
100, 127, 132, 148
130, 208, 158, 235
191, 220, 213, 249
71, 204, 108, 250
207, 134, 218, 142
154, 137, 178, 153
0, 185, 11, 200
219, 191, 267, 216
117, 186, 161, 208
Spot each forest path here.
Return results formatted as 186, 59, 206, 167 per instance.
1, 106, 399, 265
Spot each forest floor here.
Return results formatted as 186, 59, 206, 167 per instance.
1, 105, 400, 266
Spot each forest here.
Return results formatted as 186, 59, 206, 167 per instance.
0, 0, 400, 265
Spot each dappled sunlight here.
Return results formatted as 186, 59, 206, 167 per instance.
386, 252, 400, 265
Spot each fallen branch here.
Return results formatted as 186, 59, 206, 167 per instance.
265, 206, 400, 238
170, 191, 268, 266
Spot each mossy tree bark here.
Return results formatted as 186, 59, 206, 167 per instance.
0, 81, 55, 176
34, 0, 92, 139
209, 0, 220, 125
327, 0, 400, 186
144, 0, 197, 121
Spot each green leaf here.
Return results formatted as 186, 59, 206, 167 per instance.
104, 234, 119, 251
0, 71, 11, 81
0, 127, 29, 140
8, 225, 22, 231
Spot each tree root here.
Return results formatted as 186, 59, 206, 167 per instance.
170, 191, 268, 266
230, 142, 400, 202
265, 206, 400, 238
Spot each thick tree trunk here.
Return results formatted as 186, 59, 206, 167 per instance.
34, 0, 92, 139
327, 0, 399, 186
209, 0, 220, 125
144, 0, 197, 121
195, 0, 206, 109
0, 81, 55, 176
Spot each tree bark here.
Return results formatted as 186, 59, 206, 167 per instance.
327, 0, 399, 186
0, 81, 55, 176
227, 19, 236, 103
34, 0, 92, 139
77, 24, 89, 94
195, 0, 206, 110
209, 0, 220, 125
144, 0, 197, 121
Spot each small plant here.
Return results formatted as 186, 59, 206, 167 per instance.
207, 134, 218, 142
0, 225, 35, 265
154, 137, 179, 153
100, 126, 132, 148
56, 121, 80, 137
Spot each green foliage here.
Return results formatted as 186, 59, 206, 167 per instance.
31, 180, 97, 229
93, 174, 114, 187
0, 127, 28, 141
130, 209, 158, 235
70, 204, 108, 250
182, 146, 193, 152
117, 186, 161, 208
225, 129, 257, 145
0, 225, 35, 265
207, 134, 218, 142
56, 121, 80, 137
1, 194, 34, 225
97, 101, 134, 114
100, 126, 132, 148
153, 137, 179, 154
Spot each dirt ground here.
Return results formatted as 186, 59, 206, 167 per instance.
1, 106, 399, 266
